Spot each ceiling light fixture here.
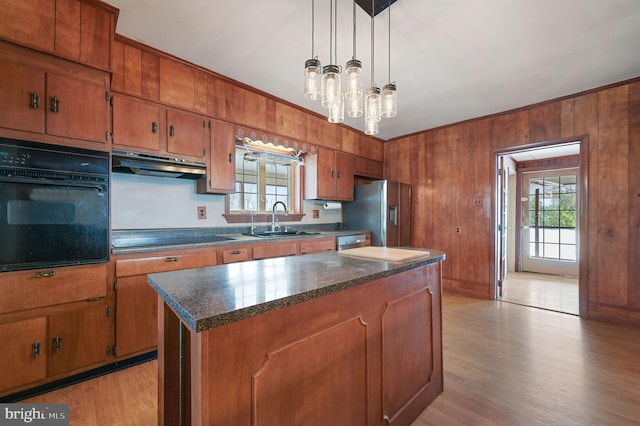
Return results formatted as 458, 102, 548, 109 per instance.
381, 0, 397, 118
304, 0, 398, 135
304, 0, 321, 100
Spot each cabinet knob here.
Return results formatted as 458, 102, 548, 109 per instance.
151, 121, 158, 134
30, 92, 40, 109
228, 153, 233, 163
169, 125, 175, 137
50, 96, 59, 113
165, 256, 179, 262
231, 250, 241, 255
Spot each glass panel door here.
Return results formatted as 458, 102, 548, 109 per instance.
521, 169, 578, 276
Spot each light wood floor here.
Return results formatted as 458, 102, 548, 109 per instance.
500, 271, 579, 315
22, 293, 640, 425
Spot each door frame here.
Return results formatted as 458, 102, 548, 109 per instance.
490, 135, 589, 317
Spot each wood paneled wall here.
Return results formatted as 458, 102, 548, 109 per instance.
385, 79, 640, 324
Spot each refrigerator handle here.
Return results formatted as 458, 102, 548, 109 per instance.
389, 205, 398, 225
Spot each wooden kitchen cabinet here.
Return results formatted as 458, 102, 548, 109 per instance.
304, 148, 355, 201
113, 250, 217, 358
0, 0, 115, 71
253, 242, 298, 260
197, 119, 236, 194
0, 49, 110, 145
48, 300, 108, 377
221, 246, 252, 264
354, 156, 384, 179
0, 317, 48, 393
299, 237, 336, 255
111, 94, 207, 159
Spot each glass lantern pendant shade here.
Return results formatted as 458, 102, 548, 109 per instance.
321, 64, 341, 109
364, 117, 379, 135
365, 86, 382, 123
347, 95, 363, 118
328, 94, 345, 123
382, 83, 397, 118
345, 59, 363, 100
304, 58, 322, 100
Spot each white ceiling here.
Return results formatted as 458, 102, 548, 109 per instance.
105, 0, 640, 141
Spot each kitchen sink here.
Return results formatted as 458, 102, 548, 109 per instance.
244, 231, 320, 238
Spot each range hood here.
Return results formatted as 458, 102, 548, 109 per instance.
111, 149, 207, 179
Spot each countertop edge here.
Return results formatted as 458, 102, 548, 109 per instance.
148, 251, 446, 333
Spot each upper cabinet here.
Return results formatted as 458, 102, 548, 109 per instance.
354, 156, 384, 179
197, 119, 236, 194
0, 0, 116, 71
111, 94, 206, 159
0, 44, 110, 146
304, 148, 355, 201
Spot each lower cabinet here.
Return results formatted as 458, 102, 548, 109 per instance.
0, 299, 108, 396
0, 317, 47, 394
113, 250, 217, 359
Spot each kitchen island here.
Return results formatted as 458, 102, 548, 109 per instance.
148, 248, 446, 426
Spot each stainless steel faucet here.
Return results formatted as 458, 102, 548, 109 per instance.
271, 201, 288, 232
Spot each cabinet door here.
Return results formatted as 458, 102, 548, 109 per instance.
115, 275, 158, 358
335, 152, 355, 201
166, 109, 206, 158
355, 156, 384, 179
0, 0, 55, 53
0, 317, 47, 393
46, 73, 109, 143
112, 95, 164, 151
299, 237, 336, 255
198, 120, 236, 194
253, 242, 297, 260
48, 300, 107, 377
0, 60, 45, 133
304, 148, 337, 200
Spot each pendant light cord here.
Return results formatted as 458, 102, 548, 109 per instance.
329, 0, 333, 65
388, 0, 391, 83
371, 0, 375, 85
352, 0, 356, 60
311, 0, 315, 58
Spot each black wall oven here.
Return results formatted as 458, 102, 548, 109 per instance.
0, 137, 110, 272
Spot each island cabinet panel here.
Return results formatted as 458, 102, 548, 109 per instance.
252, 316, 368, 425
0, 317, 48, 393
162, 261, 443, 426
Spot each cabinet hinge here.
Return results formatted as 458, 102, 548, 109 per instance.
106, 345, 111, 357
113, 345, 117, 356
109, 95, 114, 107
106, 305, 112, 318
105, 91, 110, 102
105, 131, 111, 142
114, 280, 118, 291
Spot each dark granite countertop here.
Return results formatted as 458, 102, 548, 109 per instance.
111, 227, 367, 254
148, 249, 446, 333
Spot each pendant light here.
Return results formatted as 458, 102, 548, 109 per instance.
304, 0, 321, 100
321, 0, 342, 111
381, 0, 397, 118
346, 0, 363, 118
364, 0, 381, 134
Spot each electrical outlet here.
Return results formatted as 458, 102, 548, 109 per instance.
313, 209, 320, 219
197, 206, 207, 219
455, 226, 461, 234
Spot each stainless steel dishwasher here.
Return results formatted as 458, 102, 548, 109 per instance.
336, 233, 368, 250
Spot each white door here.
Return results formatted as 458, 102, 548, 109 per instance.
521, 169, 579, 277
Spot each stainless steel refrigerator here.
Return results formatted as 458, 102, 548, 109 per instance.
342, 180, 411, 247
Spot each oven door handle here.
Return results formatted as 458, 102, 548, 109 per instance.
0, 176, 105, 192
